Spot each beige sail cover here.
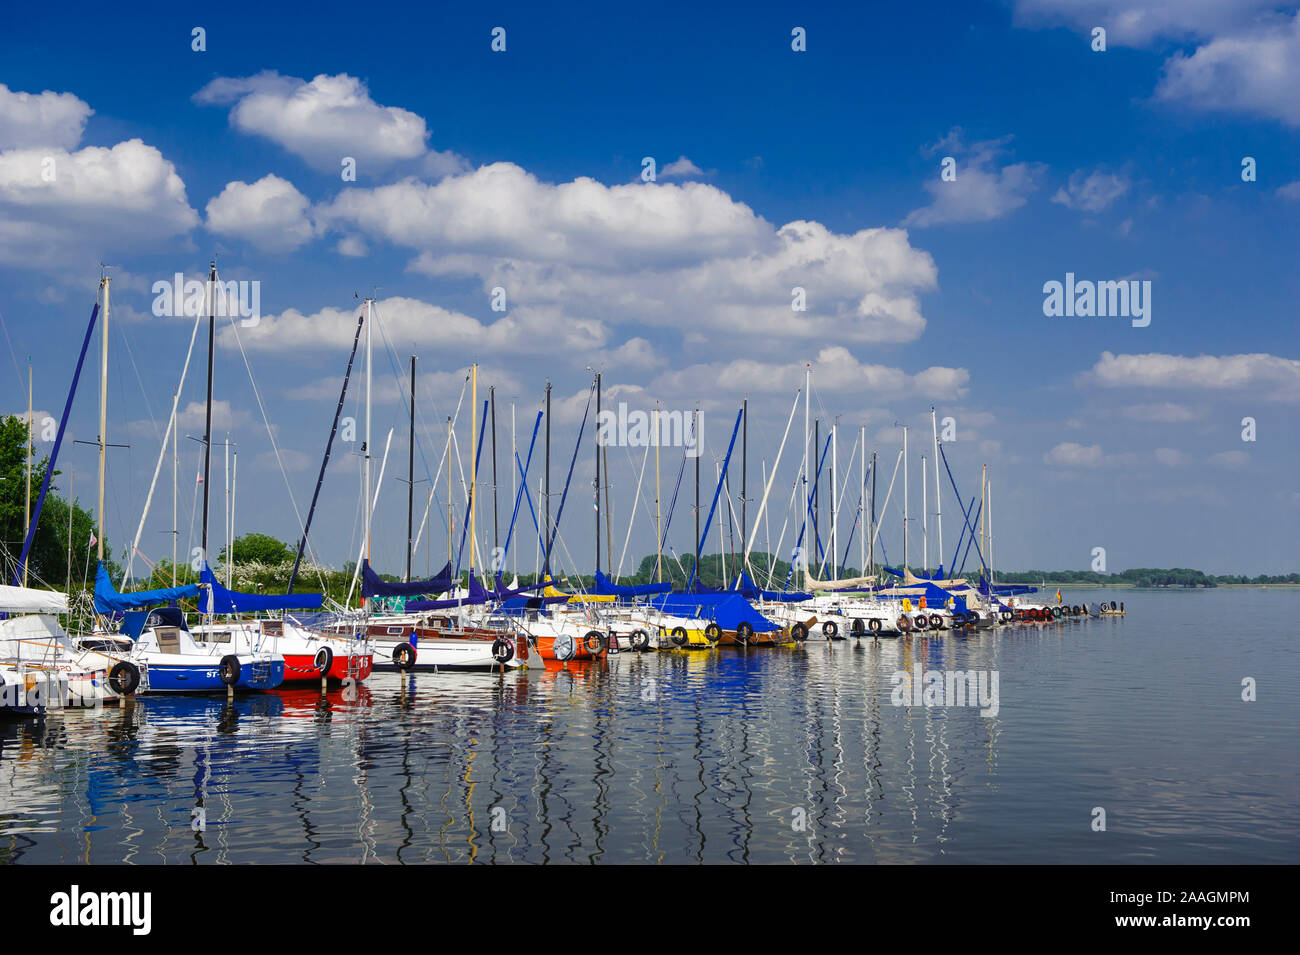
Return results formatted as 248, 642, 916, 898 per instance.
805, 574, 877, 592
901, 567, 969, 589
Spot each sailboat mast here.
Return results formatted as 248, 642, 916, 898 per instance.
813, 418, 819, 573
654, 406, 661, 584
830, 422, 838, 580
594, 371, 601, 575
24, 362, 31, 586
230, 449, 237, 589
921, 453, 928, 572
741, 398, 747, 545
201, 263, 214, 566
224, 437, 230, 587
803, 362, 810, 590
364, 298, 373, 581
470, 364, 477, 577
172, 400, 177, 586
869, 450, 877, 576
932, 407, 943, 573
97, 275, 110, 564
407, 355, 415, 582
980, 463, 988, 579
511, 401, 516, 580
490, 386, 499, 573
446, 417, 453, 566
693, 408, 700, 582
543, 381, 551, 579
988, 479, 994, 584
902, 425, 909, 569
859, 425, 865, 578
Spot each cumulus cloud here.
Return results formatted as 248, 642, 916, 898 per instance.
1013, 0, 1277, 46
195, 72, 444, 170
312, 162, 937, 349
648, 346, 969, 402
1052, 168, 1130, 212
0, 84, 92, 149
1088, 351, 1300, 400
0, 138, 198, 268
1155, 13, 1300, 126
205, 174, 314, 252
903, 131, 1045, 227
1122, 401, 1196, 423
1278, 180, 1300, 199
1208, 449, 1249, 469
222, 295, 609, 357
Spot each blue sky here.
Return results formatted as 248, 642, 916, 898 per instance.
1, 0, 1297, 583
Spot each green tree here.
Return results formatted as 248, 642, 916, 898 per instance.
220, 532, 294, 566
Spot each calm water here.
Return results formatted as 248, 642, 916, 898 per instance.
2, 589, 1296, 864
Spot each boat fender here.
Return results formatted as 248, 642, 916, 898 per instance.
914, 614, 929, 630
1052, 606, 1062, 619
583, 630, 607, 655
822, 620, 838, 638
896, 615, 911, 631
219, 655, 242, 686
704, 623, 723, 644
868, 618, 883, 632
108, 661, 141, 696
630, 629, 650, 652
790, 622, 808, 641
393, 643, 417, 670
929, 613, 943, 629
670, 627, 688, 647
553, 633, 576, 661
850, 617, 866, 635
492, 636, 514, 664
314, 646, 334, 676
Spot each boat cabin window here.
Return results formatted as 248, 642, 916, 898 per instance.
154, 627, 182, 654
386, 626, 404, 635
262, 620, 283, 636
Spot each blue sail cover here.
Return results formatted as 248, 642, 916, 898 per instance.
201, 565, 323, 613
94, 563, 201, 613
977, 575, 1037, 597
649, 593, 780, 632
361, 559, 453, 598
733, 571, 810, 602
592, 570, 672, 598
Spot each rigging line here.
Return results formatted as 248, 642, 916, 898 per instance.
765, 479, 800, 591
0, 305, 26, 405
214, 269, 313, 567
614, 435, 651, 581
113, 313, 159, 439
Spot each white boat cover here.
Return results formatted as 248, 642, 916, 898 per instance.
0, 585, 68, 614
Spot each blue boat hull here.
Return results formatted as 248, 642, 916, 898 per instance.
143, 660, 285, 693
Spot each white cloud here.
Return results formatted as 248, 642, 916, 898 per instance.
648, 346, 969, 402
1153, 447, 1187, 466
318, 163, 937, 349
904, 132, 1045, 227
0, 84, 92, 149
335, 235, 368, 257
1052, 168, 1130, 212
1044, 442, 1105, 468
223, 295, 609, 357
1089, 351, 1300, 400
1278, 180, 1300, 199
195, 72, 440, 170
1155, 13, 1300, 126
0, 139, 198, 268
660, 156, 705, 179
1012, 1, 1277, 47
205, 174, 314, 252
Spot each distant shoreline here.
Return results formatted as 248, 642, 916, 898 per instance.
1030, 582, 1300, 590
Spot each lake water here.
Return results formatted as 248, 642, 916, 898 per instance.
2, 588, 1296, 864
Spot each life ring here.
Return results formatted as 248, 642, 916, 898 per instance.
583, 631, 607, 655
913, 614, 929, 630
392, 643, 417, 669
670, 627, 688, 647
314, 646, 334, 676
790, 622, 808, 641
704, 623, 722, 644
108, 661, 140, 696
219, 655, 241, 686
868, 618, 882, 632
928, 613, 943, 629
492, 636, 514, 664
630, 629, 650, 652
822, 620, 838, 638
735, 621, 754, 644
